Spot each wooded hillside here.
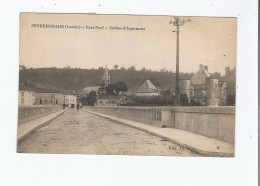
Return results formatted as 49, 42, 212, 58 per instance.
19, 66, 235, 95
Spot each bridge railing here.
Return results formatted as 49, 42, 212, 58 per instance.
18, 106, 63, 124
84, 106, 235, 144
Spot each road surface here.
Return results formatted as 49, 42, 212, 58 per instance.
17, 109, 200, 156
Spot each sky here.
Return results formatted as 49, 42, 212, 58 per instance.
20, 13, 236, 75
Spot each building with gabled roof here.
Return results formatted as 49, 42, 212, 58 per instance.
82, 86, 101, 95
134, 79, 160, 97
179, 64, 228, 106
190, 64, 210, 85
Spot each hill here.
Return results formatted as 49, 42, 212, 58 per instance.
19, 66, 235, 95
19, 67, 192, 93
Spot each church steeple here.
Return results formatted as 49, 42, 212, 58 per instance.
102, 64, 110, 86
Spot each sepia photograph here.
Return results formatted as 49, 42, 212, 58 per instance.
17, 13, 236, 157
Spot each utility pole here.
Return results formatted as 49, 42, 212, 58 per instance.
170, 16, 191, 106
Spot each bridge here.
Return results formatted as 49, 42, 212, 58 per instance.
17, 106, 235, 156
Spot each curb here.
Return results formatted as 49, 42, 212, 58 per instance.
17, 109, 68, 142
83, 109, 234, 157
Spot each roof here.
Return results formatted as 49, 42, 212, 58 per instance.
191, 66, 210, 84
135, 80, 159, 93
97, 94, 126, 100
82, 86, 101, 92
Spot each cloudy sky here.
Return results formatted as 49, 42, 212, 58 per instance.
20, 13, 236, 75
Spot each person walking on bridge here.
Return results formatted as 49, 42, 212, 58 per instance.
76, 103, 80, 111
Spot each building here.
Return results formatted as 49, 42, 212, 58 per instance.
96, 94, 127, 106
102, 64, 111, 86
82, 86, 101, 96
179, 64, 227, 106
82, 65, 110, 95
134, 80, 160, 97
18, 90, 36, 106
64, 94, 78, 108
35, 92, 63, 106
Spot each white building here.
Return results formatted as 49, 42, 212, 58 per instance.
96, 94, 127, 106
64, 94, 78, 108
18, 90, 36, 106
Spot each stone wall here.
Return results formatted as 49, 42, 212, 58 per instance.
18, 106, 63, 124
84, 106, 235, 143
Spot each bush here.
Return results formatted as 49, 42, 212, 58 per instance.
180, 94, 190, 106
226, 94, 235, 106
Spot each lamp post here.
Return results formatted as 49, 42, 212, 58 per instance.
170, 17, 191, 106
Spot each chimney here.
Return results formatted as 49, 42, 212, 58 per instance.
200, 64, 203, 70
225, 67, 230, 76
204, 65, 208, 71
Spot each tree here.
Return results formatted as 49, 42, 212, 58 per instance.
226, 94, 235, 106
79, 96, 87, 106
128, 66, 136, 71
190, 99, 202, 106
115, 81, 128, 93
105, 81, 128, 95
98, 85, 106, 95
86, 91, 97, 106
19, 65, 27, 70
140, 67, 146, 72
113, 64, 119, 70
160, 68, 166, 72
180, 93, 190, 106
106, 84, 116, 95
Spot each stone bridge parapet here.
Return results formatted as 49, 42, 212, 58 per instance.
84, 106, 235, 143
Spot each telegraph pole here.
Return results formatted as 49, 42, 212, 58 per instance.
170, 17, 191, 106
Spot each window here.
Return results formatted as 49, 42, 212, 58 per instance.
21, 98, 24, 104
21, 92, 24, 97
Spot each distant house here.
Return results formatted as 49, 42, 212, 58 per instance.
18, 90, 36, 106
190, 64, 211, 85
179, 64, 228, 106
96, 94, 127, 106
64, 94, 78, 108
134, 80, 160, 97
35, 92, 63, 106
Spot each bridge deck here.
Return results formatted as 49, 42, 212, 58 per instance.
17, 109, 199, 156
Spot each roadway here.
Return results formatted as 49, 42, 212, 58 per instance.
17, 109, 199, 156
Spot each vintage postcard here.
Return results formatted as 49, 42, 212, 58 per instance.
17, 13, 236, 157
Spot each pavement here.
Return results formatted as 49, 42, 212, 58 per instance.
17, 109, 199, 156
83, 108, 235, 157
17, 109, 68, 142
